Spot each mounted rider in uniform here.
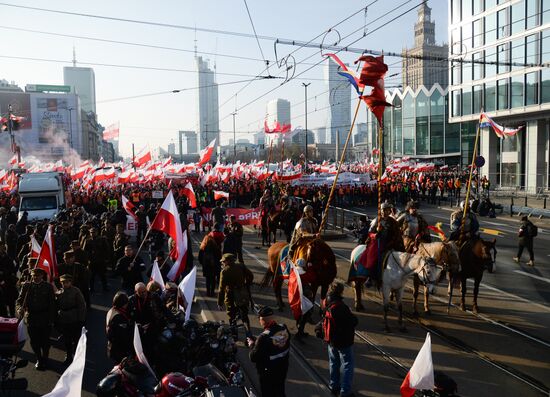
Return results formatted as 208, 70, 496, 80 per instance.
449, 200, 480, 241
397, 200, 431, 253
369, 202, 404, 253
288, 205, 318, 260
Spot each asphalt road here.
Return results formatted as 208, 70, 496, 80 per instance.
11, 201, 550, 396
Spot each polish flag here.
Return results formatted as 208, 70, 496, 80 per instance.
37, 225, 58, 282
150, 260, 166, 291
122, 194, 138, 221
214, 190, 229, 201
400, 333, 435, 397
134, 147, 152, 167
182, 182, 197, 208
198, 138, 216, 166
8, 155, 17, 166
162, 156, 172, 168
150, 191, 188, 281
287, 260, 313, 321
133, 324, 156, 378
30, 235, 42, 258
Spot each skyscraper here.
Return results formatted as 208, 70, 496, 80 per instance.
196, 56, 219, 151
64, 51, 96, 114
265, 98, 291, 145
401, 2, 448, 90
179, 130, 198, 155
324, 57, 351, 147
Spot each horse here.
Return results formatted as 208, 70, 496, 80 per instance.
451, 238, 496, 314
412, 241, 461, 315
381, 251, 441, 332
261, 238, 337, 312
260, 209, 283, 246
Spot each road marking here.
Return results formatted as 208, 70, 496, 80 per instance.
480, 227, 505, 236
513, 270, 550, 285
468, 280, 550, 313
431, 215, 449, 220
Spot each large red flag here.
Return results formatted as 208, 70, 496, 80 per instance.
122, 194, 138, 221
287, 261, 313, 321
355, 55, 392, 126
37, 225, 58, 282
182, 182, 197, 208
134, 147, 152, 167
198, 139, 216, 166
150, 191, 187, 281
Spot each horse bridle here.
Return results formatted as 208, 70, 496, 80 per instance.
417, 258, 442, 286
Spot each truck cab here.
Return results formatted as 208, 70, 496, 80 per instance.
18, 172, 66, 222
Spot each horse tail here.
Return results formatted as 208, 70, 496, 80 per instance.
260, 268, 274, 289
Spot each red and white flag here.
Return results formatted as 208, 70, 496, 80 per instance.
287, 260, 313, 321
37, 225, 58, 282
122, 194, 138, 221
162, 156, 172, 168
30, 235, 41, 258
134, 147, 152, 167
150, 260, 166, 291
198, 138, 216, 166
133, 324, 156, 378
214, 190, 229, 201
103, 122, 120, 141
400, 333, 435, 397
182, 182, 197, 208
150, 191, 188, 281
8, 155, 17, 166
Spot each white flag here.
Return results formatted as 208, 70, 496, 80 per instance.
43, 328, 87, 397
178, 265, 197, 321
133, 324, 156, 378
17, 320, 27, 343
150, 260, 166, 291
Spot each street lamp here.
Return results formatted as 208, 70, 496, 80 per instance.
302, 82, 311, 171
231, 112, 237, 162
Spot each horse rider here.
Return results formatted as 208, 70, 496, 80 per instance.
368, 202, 404, 253
288, 205, 318, 262
397, 200, 431, 253
450, 200, 480, 241
259, 189, 274, 212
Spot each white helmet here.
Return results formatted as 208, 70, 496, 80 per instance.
303, 205, 313, 214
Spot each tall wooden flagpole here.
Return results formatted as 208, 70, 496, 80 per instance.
377, 124, 383, 229
319, 98, 362, 234
460, 121, 481, 242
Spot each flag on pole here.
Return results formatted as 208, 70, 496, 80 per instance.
150, 191, 188, 281
133, 324, 156, 378
8, 155, 17, 167
287, 260, 314, 321
479, 113, 523, 138
150, 260, 166, 291
122, 194, 138, 221
355, 55, 392, 126
198, 138, 216, 166
30, 235, 41, 258
103, 122, 120, 141
178, 265, 197, 321
134, 147, 152, 167
43, 328, 87, 397
182, 182, 197, 208
324, 53, 364, 95
37, 225, 58, 282
214, 190, 229, 201
400, 333, 435, 397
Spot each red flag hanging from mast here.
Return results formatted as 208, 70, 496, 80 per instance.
355, 55, 392, 126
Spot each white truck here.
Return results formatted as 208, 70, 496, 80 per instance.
18, 172, 66, 222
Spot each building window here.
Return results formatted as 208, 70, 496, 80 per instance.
473, 51, 484, 80
511, 74, 524, 108
473, 19, 484, 48
392, 96, 402, 154
463, 87, 473, 115
485, 81, 497, 111
543, 0, 550, 25
473, 84, 483, 111
403, 93, 415, 155
497, 43, 510, 74
497, 8, 509, 39
462, 0, 472, 21
485, 13, 497, 44
527, 0, 539, 29
452, 61, 462, 84
542, 29, 550, 64
526, 33, 539, 66
511, 0, 525, 35
473, 0, 484, 15
452, 0, 462, 24
541, 69, 550, 103
452, 90, 462, 117
463, 57, 472, 83
416, 92, 429, 155
462, 21, 473, 53
486, 0, 497, 10
486, 48, 497, 76
525, 72, 538, 105
497, 78, 509, 109
451, 28, 461, 55
511, 38, 524, 71
430, 91, 444, 155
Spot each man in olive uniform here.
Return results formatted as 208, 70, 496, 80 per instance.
58, 251, 91, 309
56, 274, 86, 364
70, 240, 89, 270
83, 228, 110, 292
217, 253, 254, 337
397, 200, 431, 253
113, 223, 129, 263
16, 268, 56, 370
228, 215, 244, 264
248, 306, 290, 397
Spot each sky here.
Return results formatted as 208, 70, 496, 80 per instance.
0, 0, 447, 158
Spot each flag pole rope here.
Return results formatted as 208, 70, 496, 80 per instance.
319, 97, 362, 234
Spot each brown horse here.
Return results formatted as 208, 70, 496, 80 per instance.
261, 238, 337, 311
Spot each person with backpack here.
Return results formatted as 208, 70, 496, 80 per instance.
315, 282, 358, 397
513, 216, 537, 266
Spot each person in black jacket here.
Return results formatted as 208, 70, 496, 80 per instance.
115, 245, 146, 293
106, 291, 133, 363
248, 306, 290, 397
514, 216, 536, 266
322, 282, 357, 397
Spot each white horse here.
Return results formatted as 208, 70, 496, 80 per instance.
382, 251, 441, 332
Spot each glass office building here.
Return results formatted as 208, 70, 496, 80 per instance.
449, 0, 550, 192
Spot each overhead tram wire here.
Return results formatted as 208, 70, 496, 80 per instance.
242, 0, 268, 65
220, 0, 427, 125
